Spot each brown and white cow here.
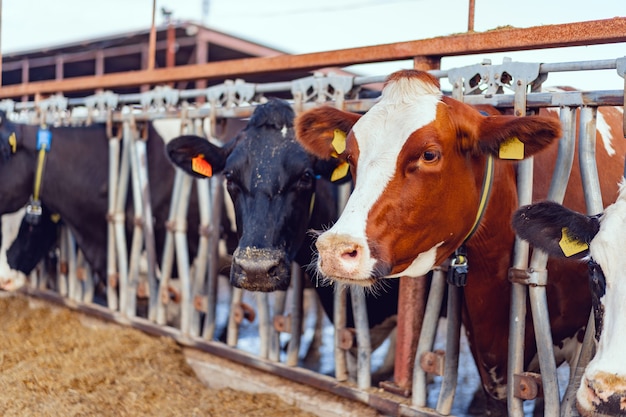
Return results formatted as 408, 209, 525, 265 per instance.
294, 69, 626, 412
512, 178, 626, 416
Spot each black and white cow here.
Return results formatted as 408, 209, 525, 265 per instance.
512, 179, 626, 417
0, 111, 222, 297
6, 203, 60, 278
166, 98, 399, 355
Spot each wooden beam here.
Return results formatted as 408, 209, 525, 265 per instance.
0, 18, 624, 98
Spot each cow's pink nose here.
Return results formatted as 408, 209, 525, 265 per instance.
316, 234, 365, 278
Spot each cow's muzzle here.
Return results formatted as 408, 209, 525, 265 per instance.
230, 247, 291, 292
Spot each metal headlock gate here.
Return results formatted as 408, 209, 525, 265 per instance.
3, 55, 626, 417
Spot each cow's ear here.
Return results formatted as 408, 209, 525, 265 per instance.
295, 106, 361, 160
474, 114, 561, 160
314, 158, 353, 184
512, 201, 599, 259
166, 135, 228, 178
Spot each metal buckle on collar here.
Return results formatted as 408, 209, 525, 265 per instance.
447, 246, 468, 287
25, 199, 43, 225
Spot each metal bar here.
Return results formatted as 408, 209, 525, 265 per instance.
547, 107, 577, 203
392, 274, 427, 392
202, 174, 224, 340
226, 287, 244, 347
508, 157, 534, 417
579, 106, 603, 215
269, 290, 287, 362
135, 137, 159, 322
126, 121, 144, 318
114, 120, 132, 315
191, 177, 211, 335
156, 170, 183, 325
351, 288, 372, 390
286, 263, 303, 367
256, 292, 271, 359
412, 268, 446, 407
174, 173, 194, 335
1, 18, 624, 98
436, 283, 462, 415
508, 73, 539, 416
106, 134, 120, 311
334, 283, 348, 382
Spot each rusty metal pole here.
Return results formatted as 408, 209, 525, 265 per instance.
147, 0, 157, 70
468, 0, 475, 32
166, 21, 175, 68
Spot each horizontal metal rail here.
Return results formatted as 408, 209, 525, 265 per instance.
0, 18, 624, 99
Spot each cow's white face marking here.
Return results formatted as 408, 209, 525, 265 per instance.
388, 242, 442, 278
585, 180, 626, 375
577, 180, 626, 411
317, 76, 441, 280
281, 125, 288, 137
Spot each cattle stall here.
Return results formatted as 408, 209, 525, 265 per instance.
1, 18, 625, 417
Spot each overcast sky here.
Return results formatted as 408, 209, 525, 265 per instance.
1, 0, 625, 90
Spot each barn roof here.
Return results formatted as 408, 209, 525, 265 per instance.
1, 20, 359, 99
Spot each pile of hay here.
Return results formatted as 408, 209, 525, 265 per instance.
0, 293, 317, 417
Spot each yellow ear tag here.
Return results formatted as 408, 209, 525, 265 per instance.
331, 129, 347, 157
331, 161, 349, 182
50, 213, 61, 223
8, 132, 16, 153
559, 227, 589, 257
499, 137, 524, 160
191, 155, 213, 177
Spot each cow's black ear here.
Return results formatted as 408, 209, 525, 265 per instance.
314, 158, 352, 184
512, 201, 599, 259
165, 135, 228, 178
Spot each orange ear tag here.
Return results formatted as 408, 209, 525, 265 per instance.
499, 137, 524, 160
331, 129, 347, 157
331, 161, 349, 182
192, 155, 213, 177
559, 227, 588, 257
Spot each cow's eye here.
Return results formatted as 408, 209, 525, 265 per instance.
422, 150, 440, 163
224, 171, 240, 194
296, 170, 315, 190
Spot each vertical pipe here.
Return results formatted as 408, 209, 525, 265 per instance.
286, 263, 304, 366
334, 283, 348, 381
393, 276, 427, 390
412, 268, 446, 407
58, 225, 69, 297
269, 290, 287, 362
135, 138, 158, 322
579, 107, 603, 215
107, 135, 120, 310
467, 0, 475, 32
203, 175, 224, 340
174, 174, 193, 335
156, 170, 183, 325
115, 120, 132, 316
66, 228, 80, 302
147, 0, 157, 71
351, 288, 371, 390
227, 287, 243, 347
256, 292, 271, 359
192, 177, 211, 335
507, 157, 534, 417
436, 284, 462, 415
